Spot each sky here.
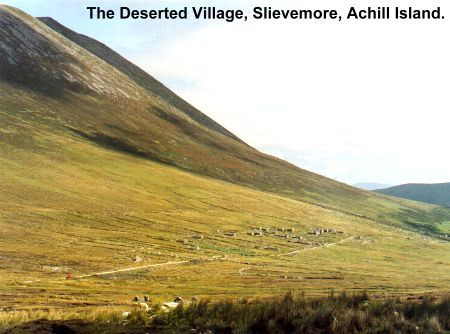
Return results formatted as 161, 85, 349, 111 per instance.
2, 0, 450, 185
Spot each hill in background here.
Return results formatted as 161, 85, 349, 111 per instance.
376, 183, 450, 208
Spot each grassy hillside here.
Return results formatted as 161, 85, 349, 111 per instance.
376, 183, 450, 210
0, 4, 449, 329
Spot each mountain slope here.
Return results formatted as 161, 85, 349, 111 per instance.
0, 4, 449, 316
0, 5, 367, 210
376, 183, 450, 207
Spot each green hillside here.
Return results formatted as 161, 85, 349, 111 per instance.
376, 183, 450, 209
0, 4, 449, 328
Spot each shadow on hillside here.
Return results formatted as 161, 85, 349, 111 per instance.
65, 126, 259, 188
67, 127, 169, 163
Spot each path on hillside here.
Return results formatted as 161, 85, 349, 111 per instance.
22, 260, 190, 284
73, 260, 189, 279
276, 236, 354, 257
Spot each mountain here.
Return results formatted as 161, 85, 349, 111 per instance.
354, 183, 393, 191
1, 5, 369, 211
376, 183, 450, 207
0, 5, 449, 320
0, 5, 440, 221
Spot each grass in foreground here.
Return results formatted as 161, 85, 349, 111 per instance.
1, 292, 449, 333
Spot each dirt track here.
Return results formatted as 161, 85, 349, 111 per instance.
73, 260, 189, 279
276, 236, 354, 257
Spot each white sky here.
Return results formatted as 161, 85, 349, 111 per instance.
3, 0, 450, 185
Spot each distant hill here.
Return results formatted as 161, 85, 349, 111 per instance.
376, 183, 450, 207
354, 183, 393, 191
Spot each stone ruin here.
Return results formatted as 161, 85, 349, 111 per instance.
309, 228, 338, 235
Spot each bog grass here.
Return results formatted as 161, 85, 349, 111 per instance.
151, 292, 450, 333
1, 293, 448, 333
